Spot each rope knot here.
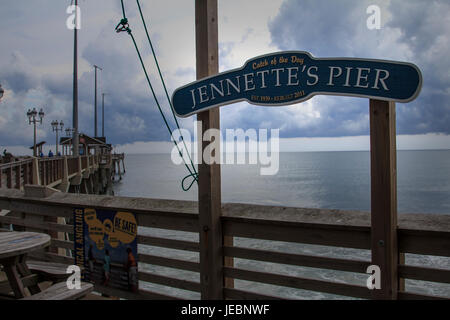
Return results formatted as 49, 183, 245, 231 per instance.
115, 18, 131, 34
182, 172, 199, 191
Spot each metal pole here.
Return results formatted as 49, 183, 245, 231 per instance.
73, 0, 79, 156
94, 65, 102, 138
56, 129, 59, 155
102, 93, 106, 137
34, 121, 37, 157
95, 66, 97, 137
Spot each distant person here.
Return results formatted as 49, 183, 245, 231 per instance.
103, 249, 111, 286
125, 248, 138, 292
57, 151, 61, 157
48, 150, 54, 157
39, 151, 44, 157
3, 149, 6, 156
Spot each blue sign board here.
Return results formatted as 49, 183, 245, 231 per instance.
171, 51, 422, 117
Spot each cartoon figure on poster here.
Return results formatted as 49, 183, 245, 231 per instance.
81, 208, 138, 292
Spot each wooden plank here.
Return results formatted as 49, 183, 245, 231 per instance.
0, 215, 73, 234
2, 258, 26, 298
50, 239, 74, 250
27, 260, 71, 282
23, 163, 29, 186
138, 235, 199, 252
369, 99, 398, 299
0, 232, 51, 259
223, 267, 372, 299
398, 265, 450, 284
15, 166, 21, 190
398, 291, 449, 300
138, 271, 201, 293
28, 252, 74, 265
224, 288, 283, 300
22, 281, 93, 300
0, 274, 39, 295
398, 228, 450, 257
138, 254, 200, 272
136, 212, 198, 233
223, 219, 370, 249
196, 0, 225, 300
94, 284, 181, 300
223, 246, 370, 273
6, 167, 12, 189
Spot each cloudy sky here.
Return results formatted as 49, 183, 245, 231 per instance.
0, 0, 449, 154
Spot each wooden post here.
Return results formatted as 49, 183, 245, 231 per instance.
196, 0, 233, 299
6, 166, 12, 189
369, 99, 398, 299
31, 158, 40, 185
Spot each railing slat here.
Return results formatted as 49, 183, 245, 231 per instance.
224, 246, 370, 273
223, 219, 371, 249
399, 228, 450, 257
398, 265, 450, 284
0, 215, 73, 233
138, 254, 200, 272
224, 288, 283, 300
50, 239, 75, 250
138, 235, 199, 252
223, 267, 372, 299
94, 284, 181, 300
138, 271, 201, 293
398, 291, 449, 300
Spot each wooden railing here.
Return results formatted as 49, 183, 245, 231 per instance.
0, 159, 34, 189
0, 188, 448, 300
0, 155, 101, 190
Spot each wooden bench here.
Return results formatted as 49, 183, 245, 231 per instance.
26, 260, 73, 283
21, 281, 93, 300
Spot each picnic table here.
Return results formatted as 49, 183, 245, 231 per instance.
0, 231, 94, 300
0, 231, 50, 298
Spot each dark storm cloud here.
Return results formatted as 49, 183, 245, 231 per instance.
268, 0, 450, 137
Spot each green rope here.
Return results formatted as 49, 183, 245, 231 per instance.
116, 1, 198, 190
135, 0, 198, 186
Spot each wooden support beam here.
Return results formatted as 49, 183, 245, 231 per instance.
32, 158, 40, 185
15, 165, 21, 190
6, 167, 12, 189
369, 99, 398, 299
196, 0, 232, 300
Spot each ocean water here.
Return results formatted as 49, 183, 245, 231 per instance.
114, 151, 450, 299
115, 150, 450, 214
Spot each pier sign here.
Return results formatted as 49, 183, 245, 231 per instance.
171, 51, 422, 117
74, 208, 138, 292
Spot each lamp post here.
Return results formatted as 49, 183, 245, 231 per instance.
65, 127, 75, 156
65, 127, 75, 137
27, 108, 45, 157
51, 120, 64, 156
0, 84, 4, 102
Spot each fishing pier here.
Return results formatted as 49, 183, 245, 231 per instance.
0, 153, 122, 196
0, 0, 448, 301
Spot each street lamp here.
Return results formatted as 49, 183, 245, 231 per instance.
65, 127, 75, 137
51, 120, 64, 156
0, 84, 4, 102
27, 108, 45, 157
